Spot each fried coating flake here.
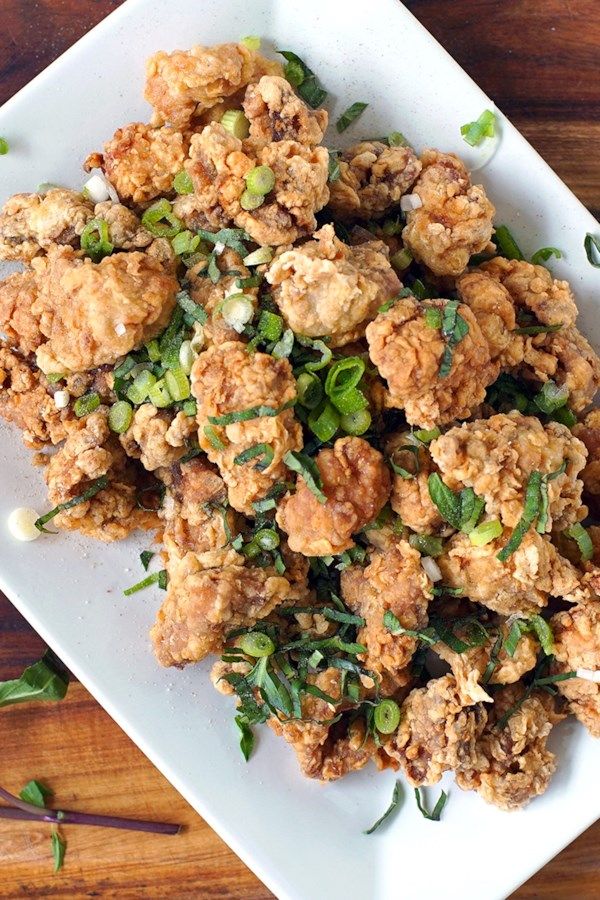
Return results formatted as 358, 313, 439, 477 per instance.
456, 684, 565, 810
119, 404, 196, 471
402, 150, 494, 277
266, 224, 401, 346
366, 296, 496, 428
243, 75, 327, 147
480, 256, 578, 327
523, 325, 600, 413
43, 407, 153, 541
430, 411, 587, 531
30, 246, 178, 374
383, 674, 488, 786
456, 270, 519, 366
276, 437, 391, 557
386, 431, 444, 534
0, 189, 94, 262
341, 539, 432, 694
573, 409, 600, 515
92, 201, 153, 250
551, 600, 600, 736
191, 341, 302, 515
0, 269, 42, 354
327, 141, 422, 221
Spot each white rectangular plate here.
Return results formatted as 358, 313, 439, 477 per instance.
0, 1, 598, 897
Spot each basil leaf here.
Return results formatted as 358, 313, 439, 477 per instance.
414, 787, 448, 821
278, 50, 328, 108
140, 550, 154, 571
497, 471, 542, 561
328, 151, 341, 182
531, 247, 562, 266
584, 233, 600, 268
20, 779, 52, 808
383, 610, 437, 645
336, 102, 368, 133
35, 475, 109, 532
438, 300, 470, 378
283, 450, 326, 504
494, 225, 524, 261
235, 715, 254, 761
51, 828, 66, 872
0, 651, 69, 708
209, 399, 295, 426
364, 781, 403, 834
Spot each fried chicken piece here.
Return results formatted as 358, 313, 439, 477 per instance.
191, 341, 302, 515
0, 270, 42, 354
184, 123, 329, 245
243, 75, 327, 147
341, 539, 432, 694
327, 141, 422, 221
456, 270, 519, 366
430, 412, 587, 531
187, 247, 259, 346
43, 407, 153, 541
0, 189, 94, 262
93, 201, 152, 250
86, 123, 188, 204
119, 404, 196, 471
30, 246, 178, 374
145, 42, 281, 129
480, 256, 578, 327
438, 529, 585, 616
366, 296, 496, 428
435, 619, 538, 705
276, 437, 391, 557
402, 150, 494, 277
383, 674, 488, 786
386, 432, 444, 534
266, 224, 401, 346
573, 409, 600, 516
551, 600, 600, 736
522, 325, 600, 413
456, 684, 565, 810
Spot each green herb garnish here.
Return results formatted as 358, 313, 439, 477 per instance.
427, 474, 484, 533
563, 522, 594, 562
336, 102, 368, 133
283, 450, 326, 503
208, 399, 295, 426
35, 476, 109, 533
20, 779, 52, 808
51, 828, 66, 872
0, 651, 68, 708
531, 246, 562, 266
140, 550, 154, 571
278, 50, 327, 108
494, 225, 524, 261
438, 300, 470, 378
460, 109, 495, 147
123, 570, 167, 596
584, 233, 600, 268
364, 781, 403, 834
414, 787, 448, 821
176, 289, 208, 324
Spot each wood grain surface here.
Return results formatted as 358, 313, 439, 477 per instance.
0, 1, 599, 897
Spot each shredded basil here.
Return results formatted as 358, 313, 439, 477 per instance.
208, 399, 295, 426
414, 787, 448, 821
234, 443, 274, 471
427, 474, 484, 533
336, 102, 368, 133
531, 246, 562, 266
235, 715, 255, 761
584, 233, 600, 268
328, 151, 341, 182
35, 476, 109, 533
278, 50, 328, 108
494, 225, 524, 261
0, 651, 68, 708
364, 781, 403, 834
563, 522, 594, 562
140, 550, 154, 571
438, 300, 470, 378
283, 450, 326, 503
513, 322, 562, 336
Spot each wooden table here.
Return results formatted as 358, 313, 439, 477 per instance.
1, 1, 599, 896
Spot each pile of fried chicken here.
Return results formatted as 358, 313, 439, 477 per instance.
1, 39, 599, 813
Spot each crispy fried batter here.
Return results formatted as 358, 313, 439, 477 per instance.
522, 325, 600, 413
456, 270, 519, 366
551, 600, 600, 736
266, 224, 401, 346
573, 409, 600, 515
192, 341, 302, 515
327, 141, 422, 221
480, 256, 578, 327
386, 431, 444, 533
276, 437, 391, 557
341, 539, 432, 694
383, 674, 488, 785
93, 201, 153, 249
243, 75, 327, 147
0, 189, 94, 262
187, 247, 258, 346
430, 412, 587, 531
119, 404, 196, 471
402, 150, 494, 277
366, 296, 496, 428
456, 684, 565, 810
0, 269, 42, 354
30, 246, 178, 374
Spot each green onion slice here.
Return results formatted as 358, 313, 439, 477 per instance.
173, 171, 194, 194
123, 569, 167, 596
531, 246, 562, 266
308, 401, 340, 442
373, 699, 401, 734
283, 450, 326, 503
80, 218, 114, 262
408, 533, 443, 558
35, 475, 109, 533
336, 102, 368, 133
460, 109, 496, 147
221, 109, 250, 140
469, 519, 502, 546
389, 445, 420, 479
0, 137, 9, 155
340, 408, 371, 436
239, 632, 275, 658
108, 400, 133, 434
141, 199, 183, 238
296, 372, 323, 409
245, 165, 276, 196
533, 380, 569, 414
325, 357, 365, 398
414, 427, 440, 444
73, 392, 100, 418
563, 523, 594, 562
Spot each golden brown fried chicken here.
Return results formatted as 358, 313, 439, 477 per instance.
92, 201, 152, 250
438, 529, 585, 616
456, 270, 520, 366
383, 674, 488, 785
0, 270, 42, 354
480, 256, 577, 327
43, 407, 153, 541
402, 150, 494, 277
385, 432, 444, 534
243, 75, 327, 147
327, 141, 422, 221
119, 405, 196, 471
366, 296, 496, 428
144, 42, 281, 129
86, 123, 187, 204
551, 600, 600, 736
276, 437, 391, 557
30, 246, 178, 374
187, 247, 258, 346
573, 409, 600, 516
430, 412, 587, 531
184, 123, 329, 245
266, 224, 401, 346
456, 684, 565, 810
0, 189, 94, 262
341, 539, 432, 694
191, 341, 302, 515
522, 325, 600, 413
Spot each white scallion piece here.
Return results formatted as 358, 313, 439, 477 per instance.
214, 241, 226, 255
421, 556, 442, 582
8, 507, 41, 542
576, 668, 600, 683
221, 294, 254, 333
190, 324, 205, 354
179, 340, 195, 375
400, 193, 423, 212
84, 169, 120, 204
53, 390, 70, 410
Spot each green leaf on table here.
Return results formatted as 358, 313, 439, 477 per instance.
0, 651, 69, 708
20, 779, 52, 808
51, 828, 66, 872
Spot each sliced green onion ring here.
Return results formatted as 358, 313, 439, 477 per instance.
469, 519, 503, 547
221, 109, 250, 140
373, 699, 401, 734
240, 631, 275, 658
563, 523, 594, 562
73, 392, 100, 418
340, 408, 371, 436
245, 165, 276, 196
108, 400, 133, 434
308, 401, 340, 442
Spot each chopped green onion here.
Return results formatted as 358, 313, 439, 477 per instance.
204, 425, 227, 451
0, 137, 8, 155
240, 35, 261, 50
584, 233, 600, 268
325, 357, 365, 398
258, 309, 283, 342
301, 338, 332, 372
73, 392, 100, 418
340, 408, 371, 436
127, 370, 157, 405
424, 308, 442, 329
178, 340, 195, 375
35, 476, 109, 532
408, 533, 443, 557
296, 372, 323, 409
551, 406, 577, 428
564, 523, 594, 562
171, 230, 200, 256
414, 427, 440, 444
221, 293, 254, 332
390, 248, 413, 271
240, 631, 275, 658
141, 199, 183, 238
148, 378, 173, 408
243, 246, 273, 266
234, 443, 274, 471
414, 788, 448, 821
497, 471, 542, 562
173, 170, 194, 194
123, 569, 167, 596
240, 189, 265, 210
328, 151, 341, 182
80, 218, 113, 262
254, 528, 280, 550
374, 699, 401, 734
271, 328, 294, 359
145, 339, 161, 362
245, 165, 276, 196
283, 450, 326, 503
176, 289, 208, 324
533, 380, 569, 415
197, 226, 251, 258
278, 50, 327, 108
45, 373, 65, 384
494, 225, 524, 261
330, 387, 367, 416
208, 399, 294, 426
108, 400, 133, 434
364, 781, 403, 835
469, 519, 502, 546
165, 367, 190, 402
531, 247, 562, 266
513, 322, 562, 336
308, 401, 340, 442
336, 101, 368, 133
460, 109, 496, 146
388, 132, 409, 147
